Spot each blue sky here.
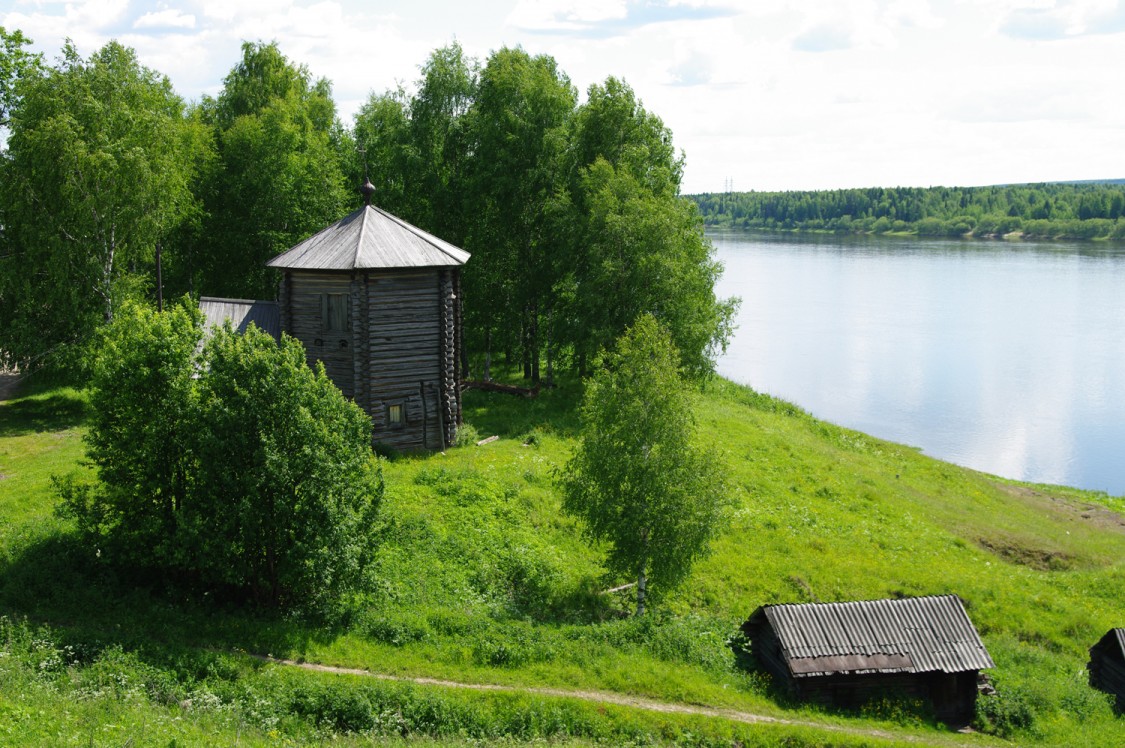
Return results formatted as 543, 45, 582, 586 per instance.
4, 0, 1124, 192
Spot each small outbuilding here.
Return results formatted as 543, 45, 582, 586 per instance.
740, 594, 993, 726
198, 297, 281, 342
1088, 628, 1125, 711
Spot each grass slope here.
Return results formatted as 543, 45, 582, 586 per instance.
1, 376, 1122, 746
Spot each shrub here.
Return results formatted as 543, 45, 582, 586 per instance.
453, 421, 480, 447
189, 323, 383, 611
974, 687, 1040, 738
61, 302, 383, 613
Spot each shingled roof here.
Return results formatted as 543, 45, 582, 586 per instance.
266, 204, 470, 271
743, 594, 994, 677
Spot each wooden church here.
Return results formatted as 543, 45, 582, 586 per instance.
204, 179, 470, 451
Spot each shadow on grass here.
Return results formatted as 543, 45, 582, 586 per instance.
0, 527, 337, 668
0, 390, 91, 438
462, 376, 583, 440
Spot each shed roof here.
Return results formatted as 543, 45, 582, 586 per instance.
199, 297, 280, 342
267, 205, 470, 271
744, 595, 994, 677
1092, 628, 1125, 659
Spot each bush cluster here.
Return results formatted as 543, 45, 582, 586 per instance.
57, 301, 382, 613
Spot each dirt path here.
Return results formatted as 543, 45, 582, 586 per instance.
252, 654, 971, 745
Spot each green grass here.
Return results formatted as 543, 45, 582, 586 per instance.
1, 372, 1123, 746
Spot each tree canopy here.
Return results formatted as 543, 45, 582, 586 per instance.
0, 41, 206, 371
1, 34, 735, 384
194, 41, 350, 300
62, 301, 383, 611
558, 314, 730, 615
353, 46, 735, 381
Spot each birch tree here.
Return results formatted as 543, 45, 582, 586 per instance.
558, 314, 729, 615
0, 40, 203, 371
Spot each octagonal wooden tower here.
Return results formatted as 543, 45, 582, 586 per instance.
267, 181, 469, 451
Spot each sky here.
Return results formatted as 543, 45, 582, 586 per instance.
3, 0, 1124, 193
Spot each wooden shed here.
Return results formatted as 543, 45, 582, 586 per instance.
740, 595, 993, 726
265, 182, 470, 451
1088, 628, 1125, 711
198, 297, 281, 342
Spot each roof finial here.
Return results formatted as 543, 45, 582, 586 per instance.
358, 145, 375, 206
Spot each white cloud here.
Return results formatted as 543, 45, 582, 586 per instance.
792, 22, 853, 51
997, 0, 1125, 39
665, 44, 713, 86
134, 9, 196, 30
3, 0, 1124, 192
506, 0, 628, 31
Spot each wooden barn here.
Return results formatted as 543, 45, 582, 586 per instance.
1088, 628, 1125, 711
740, 595, 993, 726
263, 182, 470, 451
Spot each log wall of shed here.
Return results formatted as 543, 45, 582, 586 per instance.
1089, 643, 1125, 709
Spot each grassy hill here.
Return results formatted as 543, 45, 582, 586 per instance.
1, 375, 1122, 746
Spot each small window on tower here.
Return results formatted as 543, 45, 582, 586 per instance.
387, 403, 404, 427
322, 293, 349, 332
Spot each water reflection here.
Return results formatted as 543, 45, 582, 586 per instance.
711, 230, 1125, 495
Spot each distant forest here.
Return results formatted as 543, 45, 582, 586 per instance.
688, 182, 1125, 240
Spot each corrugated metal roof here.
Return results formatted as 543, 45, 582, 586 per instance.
266, 205, 470, 271
747, 595, 994, 677
1096, 628, 1125, 659
199, 297, 281, 342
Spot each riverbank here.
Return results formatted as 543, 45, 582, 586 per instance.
1, 376, 1123, 745
703, 222, 1125, 243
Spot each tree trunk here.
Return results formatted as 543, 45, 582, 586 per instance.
636, 563, 647, 616
636, 527, 649, 616
484, 328, 492, 382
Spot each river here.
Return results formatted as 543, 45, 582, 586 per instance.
710, 229, 1125, 496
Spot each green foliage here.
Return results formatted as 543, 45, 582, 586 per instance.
691, 182, 1125, 241
0, 26, 41, 127
355, 48, 735, 383
59, 303, 382, 611
552, 74, 737, 379
974, 689, 1039, 739
0, 40, 207, 374
59, 300, 201, 569
462, 46, 576, 381
559, 315, 730, 613
563, 157, 737, 378
0, 616, 894, 747
195, 41, 349, 299
190, 323, 382, 609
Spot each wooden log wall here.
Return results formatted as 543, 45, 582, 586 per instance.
351, 274, 370, 413
279, 272, 293, 333
281, 267, 463, 452
453, 269, 463, 427
366, 270, 443, 451
287, 272, 355, 398
439, 269, 457, 448
1090, 647, 1125, 709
